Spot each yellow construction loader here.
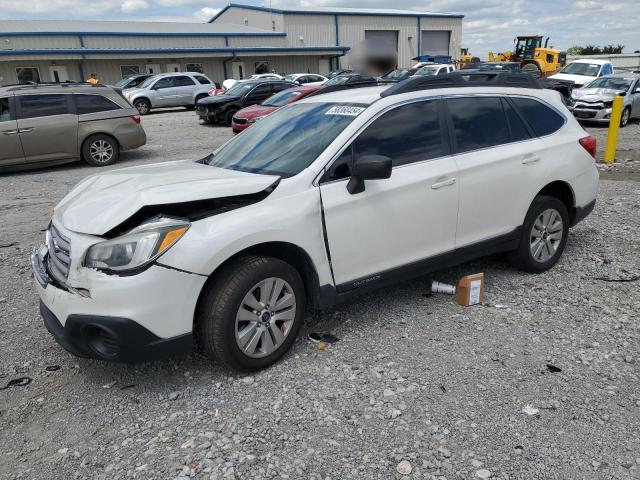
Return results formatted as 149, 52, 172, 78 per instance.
488, 36, 566, 77
459, 48, 480, 67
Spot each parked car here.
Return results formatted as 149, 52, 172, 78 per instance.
123, 72, 214, 115
231, 84, 322, 133
283, 73, 327, 86
207, 83, 225, 96
0, 82, 146, 171
307, 73, 377, 96
196, 79, 297, 125
111, 74, 153, 93
327, 69, 354, 78
222, 74, 283, 91
570, 73, 640, 126
549, 59, 614, 88
414, 64, 456, 76
461, 62, 520, 73
31, 73, 598, 371
378, 68, 418, 82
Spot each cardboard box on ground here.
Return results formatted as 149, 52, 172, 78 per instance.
431, 273, 485, 306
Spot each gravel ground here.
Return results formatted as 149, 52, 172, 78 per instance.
1, 110, 639, 480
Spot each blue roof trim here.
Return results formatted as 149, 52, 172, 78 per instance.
0, 31, 286, 38
0, 46, 350, 56
209, 3, 464, 22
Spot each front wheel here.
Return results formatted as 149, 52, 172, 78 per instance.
133, 98, 151, 115
82, 134, 120, 167
225, 109, 238, 126
507, 195, 569, 273
196, 256, 306, 371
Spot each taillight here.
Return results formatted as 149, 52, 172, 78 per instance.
130, 115, 141, 124
579, 135, 596, 159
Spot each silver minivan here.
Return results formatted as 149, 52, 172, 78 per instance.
123, 72, 214, 115
0, 83, 146, 171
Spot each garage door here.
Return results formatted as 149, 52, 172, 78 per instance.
365, 30, 399, 53
421, 31, 450, 56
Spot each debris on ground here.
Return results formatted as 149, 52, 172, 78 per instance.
522, 405, 539, 416
0, 377, 32, 390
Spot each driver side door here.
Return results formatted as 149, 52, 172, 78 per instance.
319, 99, 459, 290
151, 76, 177, 107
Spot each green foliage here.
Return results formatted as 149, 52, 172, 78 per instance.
567, 44, 625, 55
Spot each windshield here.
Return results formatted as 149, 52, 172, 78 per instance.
560, 63, 602, 76
263, 90, 303, 107
114, 77, 133, 88
324, 75, 352, 86
584, 77, 633, 91
415, 66, 439, 76
139, 76, 157, 88
284, 74, 298, 82
205, 102, 365, 177
225, 82, 255, 96
384, 69, 412, 79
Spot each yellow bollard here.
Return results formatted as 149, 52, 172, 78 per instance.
604, 95, 624, 163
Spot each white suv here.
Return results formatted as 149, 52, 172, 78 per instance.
32, 73, 598, 371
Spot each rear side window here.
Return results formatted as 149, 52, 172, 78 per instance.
19, 94, 70, 119
502, 98, 530, 142
354, 100, 444, 167
511, 97, 565, 137
0, 97, 10, 122
194, 75, 210, 85
75, 94, 121, 115
447, 97, 510, 153
175, 76, 196, 87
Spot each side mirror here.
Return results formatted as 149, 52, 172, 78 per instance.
347, 154, 392, 194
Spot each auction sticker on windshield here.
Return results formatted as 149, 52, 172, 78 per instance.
325, 105, 366, 116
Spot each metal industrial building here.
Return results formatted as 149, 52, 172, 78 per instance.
0, 3, 462, 86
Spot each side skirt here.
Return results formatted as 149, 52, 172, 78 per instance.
318, 227, 521, 309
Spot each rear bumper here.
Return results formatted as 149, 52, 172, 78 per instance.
39, 300, 193, 362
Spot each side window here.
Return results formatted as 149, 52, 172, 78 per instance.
175, 76, 196, 87
353, 100, 444, 167
447, 96, 510, 153
0, 97, 11, 122
272, 83, 292, 93
153, 77, 174, 89
250, 84, 272, 96
323, 144, 353, 182
511, 97, 565, 137
502, 98, 531, 142
19, 94, 70, 119
75, 94, 121, 115
194, 75, 210, 85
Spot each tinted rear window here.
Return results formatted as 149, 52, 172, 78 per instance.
175, 76, 195, 87
511, 97, 565, 137
19, 94, 70, 119
75, 94, 121, 115
447, 97, 510, 153
0, 97, 10, 122
194, 75, 210, 85
502, 98, 530, 142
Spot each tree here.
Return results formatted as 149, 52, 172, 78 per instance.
566, 44, 624, 55
567, 46, 583, 55
601, 44, 624, 54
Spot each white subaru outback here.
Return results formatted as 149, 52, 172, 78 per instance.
32, 73, 598, 371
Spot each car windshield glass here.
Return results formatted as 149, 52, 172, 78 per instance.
384, 69, 411, 78
584, 77, 633, 91
560, 63, 601, 76
284, 74, 297, 82
225, 82, 255, 96
114, 77, 132, 88
263, 90, 303, 106
324, 75, 352, 86
205, 102, 365, 177
139, 76, 157, 88
415, 67, 438, 76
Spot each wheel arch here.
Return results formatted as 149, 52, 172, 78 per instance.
133, 96, 152, 108
80, 132, 121, 155
535, 180, 576, 224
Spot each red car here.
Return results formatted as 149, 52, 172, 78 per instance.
231, 85, 322, 133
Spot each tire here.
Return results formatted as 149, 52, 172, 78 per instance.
82, 134, 120, 167
507, 195, 569, 273
620, 107, 631, 127
521, 63, 541, 78
133, 98, 151, 115
196, 256, 306, 371
225, 109, 238, 126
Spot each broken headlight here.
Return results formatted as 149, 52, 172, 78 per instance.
84, 217, 189, 273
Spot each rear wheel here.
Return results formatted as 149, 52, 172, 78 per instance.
82, 134, 119, 167
620, 107, 631, 127
196, 256, 305, 371
507, 195, 569, 273
133, 98, 151, 115
521, 63, 541, 78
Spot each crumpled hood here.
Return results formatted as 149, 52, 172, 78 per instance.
197, 94, 240, 106
548, 73, 595, 86
54, 160, 278, 236
572, 87, 622, 102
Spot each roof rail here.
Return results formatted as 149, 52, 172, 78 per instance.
4, 81, 107, 92
380, 71, 542, 97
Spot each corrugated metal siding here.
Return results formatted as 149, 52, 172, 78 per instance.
214, 7, 284, 32
226, 36, 286, 48
1, 35, 82, 50
83, 35, 227, 49
224, 55, 325, 76
282, 14, 335, 48
420, 17, 462, 61
0, 61, 82, 84
80, 59, 226, 84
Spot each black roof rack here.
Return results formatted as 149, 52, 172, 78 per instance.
3, 82, 107, 92
380, 71, 542, 97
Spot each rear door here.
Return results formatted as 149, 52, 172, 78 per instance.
244, 84, 273, 106
173, 75, 197, 105
0, 95, 25, 167
16, 93, 78, 165
447, 95, 548, 247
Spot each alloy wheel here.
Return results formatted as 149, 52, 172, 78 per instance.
136, 101, 149, 114
621, 108, 630, 127
235, 277, 297, 358
89, 140, 114, 164
529, 208, 563, 263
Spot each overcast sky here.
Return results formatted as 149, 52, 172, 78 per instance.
1, 0, 638, 57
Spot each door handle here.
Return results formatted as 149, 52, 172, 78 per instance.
19, 127, 35, 133
2, 130, 19, 135
431, 178, 456, 190
522, 154, 540, 165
